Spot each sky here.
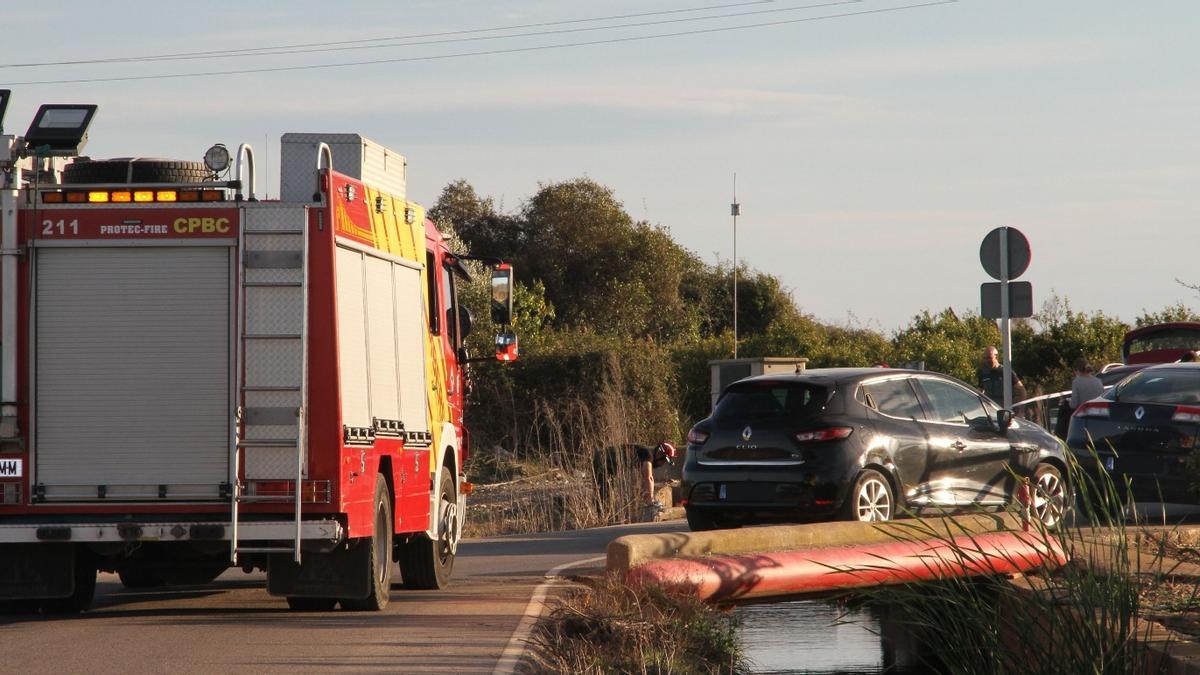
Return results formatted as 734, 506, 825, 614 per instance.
3, 1, 1197, 334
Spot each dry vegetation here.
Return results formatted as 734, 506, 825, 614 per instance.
465, 363, 675, 537
521, 574, 745, 674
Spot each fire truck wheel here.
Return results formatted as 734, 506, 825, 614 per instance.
339, 474, 394, 611
286, 596, 337, 612
399, 471, 457, 590
42, 552, 97, 613
61, 158, 213, 184
117, 565, 162, 589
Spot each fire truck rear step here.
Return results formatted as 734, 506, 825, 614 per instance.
232, 204, 312, 566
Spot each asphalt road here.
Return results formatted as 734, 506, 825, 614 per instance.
0, 519, 687, 675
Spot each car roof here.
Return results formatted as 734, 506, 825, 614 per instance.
733, 367, 949, 388
1137, 362, 1200, 374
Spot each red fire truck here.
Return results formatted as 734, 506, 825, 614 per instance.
0, 96, 517, 612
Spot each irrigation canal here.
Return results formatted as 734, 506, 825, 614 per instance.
736, 599, 929, 674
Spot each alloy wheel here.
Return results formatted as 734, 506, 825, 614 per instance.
1033, 469, 1066, 528
855, 477, 892, 522
438, 494, 460, 564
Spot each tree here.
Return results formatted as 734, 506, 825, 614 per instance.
429, 179, 525, 260
892, 309, 1000, 383
1015, 294, 1127, 392
1135, 303, 1200, 327
520, 179, 694, 341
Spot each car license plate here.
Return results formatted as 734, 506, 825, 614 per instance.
1105, 456, 1115, 471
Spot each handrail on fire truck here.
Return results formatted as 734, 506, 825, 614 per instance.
0, 139, 20, 441
234, 143, 256, 202
315, 142, 332, 202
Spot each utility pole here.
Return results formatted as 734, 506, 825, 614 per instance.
731, 173, 740, 359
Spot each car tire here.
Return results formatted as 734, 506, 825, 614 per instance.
1031, 463, 1070, 529
842, 469, 894, 523
685, 506, 719, 532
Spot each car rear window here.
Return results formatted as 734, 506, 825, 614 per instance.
1127, 327, 1200, 355
712, 381, 828, 424
1110, 368, 1200, 405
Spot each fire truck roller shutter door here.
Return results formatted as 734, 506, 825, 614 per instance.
335, 247, 371, 429
393, 263, 428, 435
34, 246, 232, 500
363, 255, 400, 424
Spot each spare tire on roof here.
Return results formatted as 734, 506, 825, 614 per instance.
62, 158, 213, 185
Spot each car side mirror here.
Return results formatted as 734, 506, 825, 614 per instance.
996, 409, 1013, 432
495, 331, 519, 362
490, 264, 514, 326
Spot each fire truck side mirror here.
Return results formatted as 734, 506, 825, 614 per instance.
490, 264, 514, 326
457, 305, 473, 340
495, 331, 519, 363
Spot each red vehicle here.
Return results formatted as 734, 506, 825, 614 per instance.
1122, 322, 1200, 364
0, 102, 517, 611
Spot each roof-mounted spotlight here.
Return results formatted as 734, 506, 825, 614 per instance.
204, 143, 231, 174
23, 103, 98, 157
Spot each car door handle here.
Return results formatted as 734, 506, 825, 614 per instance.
950, 440, 967, 451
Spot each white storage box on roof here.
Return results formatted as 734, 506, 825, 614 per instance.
279, 133, 407, 202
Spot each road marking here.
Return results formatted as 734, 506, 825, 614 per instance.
491, 555, 606, 675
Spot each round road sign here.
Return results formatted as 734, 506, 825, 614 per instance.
979, 226, 1031, 280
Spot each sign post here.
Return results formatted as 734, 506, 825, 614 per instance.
979, 226, 1032, 409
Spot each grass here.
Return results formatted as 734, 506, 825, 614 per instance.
523, 573, 746, 674
845, 445, 1197, 674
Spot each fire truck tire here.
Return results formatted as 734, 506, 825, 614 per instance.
42, 552, 96, 613
286, 596, 338, 612
338, 474, 394, 611
61, 158, 213, 185
117, 566, 162, 589
399, 471, 457, 590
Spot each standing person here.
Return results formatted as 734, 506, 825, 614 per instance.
1055, 357, 1103, 438
978, 346, 1026, 409
1069, 358, 1104, 409
636, 441, 677, 512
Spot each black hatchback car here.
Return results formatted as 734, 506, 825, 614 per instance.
681, 368, 1070, 530
1066, 363, 1200, 504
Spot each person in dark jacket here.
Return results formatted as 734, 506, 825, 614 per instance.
592, 441, 677, 511
978, 346, 1026, 409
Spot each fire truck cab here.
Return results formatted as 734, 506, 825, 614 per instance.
0, 96, 516, 612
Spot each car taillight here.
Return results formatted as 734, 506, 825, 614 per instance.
687, 428, 709, 445
1173, 405, 1200, 424
1074, 401, 1110, 419
794, 427, 853, 443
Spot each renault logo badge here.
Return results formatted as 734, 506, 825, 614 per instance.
1135, 406, 1145, 420
742, 426, 753, 441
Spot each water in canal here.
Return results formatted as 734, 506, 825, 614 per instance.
736, 599, 932, 674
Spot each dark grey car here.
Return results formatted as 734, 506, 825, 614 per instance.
1066, 363, 1200, 504
681, 368, 1070, 530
